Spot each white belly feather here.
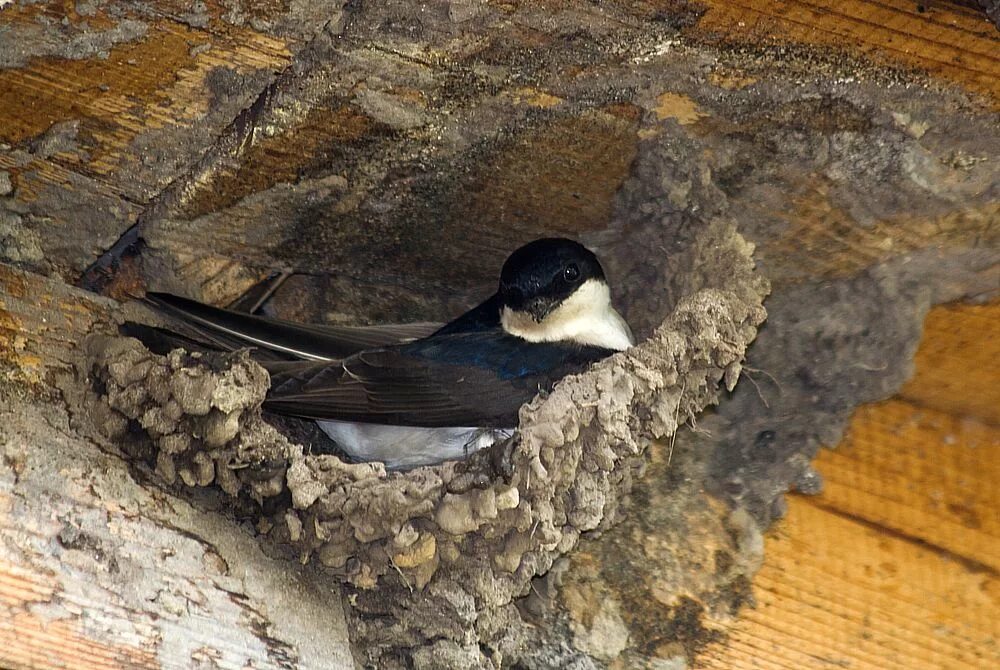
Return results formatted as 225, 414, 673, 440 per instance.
318, 421, 513, 469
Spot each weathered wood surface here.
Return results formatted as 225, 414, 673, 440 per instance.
1, 0, 998, 667
0, 267, 355, 670
1, 0, 996, 304
699, 300, 1000, 670
697, 0, 1000, 102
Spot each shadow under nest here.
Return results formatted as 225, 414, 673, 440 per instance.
82, 157, 769, 669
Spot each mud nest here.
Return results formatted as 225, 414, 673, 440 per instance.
83, 139, 769, 667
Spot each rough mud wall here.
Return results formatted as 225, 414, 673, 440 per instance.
518, 75, 999, 670
80, 207, 767, 667
526, 257, 997, 668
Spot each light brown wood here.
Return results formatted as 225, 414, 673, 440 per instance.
818, 399, 999, 570
698, 300, 1000, 669
0, 558, 158, 670
756, 195, 999, 289
695, 0, 1000, 104
899, 300, 1000, 425
0, 4, 290, 161
696, 498, 998, 670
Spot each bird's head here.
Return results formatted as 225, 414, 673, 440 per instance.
498, 238, 633, 351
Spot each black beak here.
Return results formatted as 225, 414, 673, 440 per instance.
526, 297, 555, 323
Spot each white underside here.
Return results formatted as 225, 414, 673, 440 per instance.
318, 420, 513, 469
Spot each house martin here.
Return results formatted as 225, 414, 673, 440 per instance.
127, 238, 634, 468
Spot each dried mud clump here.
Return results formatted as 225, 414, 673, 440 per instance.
84, 209, 767, 669
83, 340, 297, 501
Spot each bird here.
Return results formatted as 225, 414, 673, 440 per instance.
126, 238, 634, 469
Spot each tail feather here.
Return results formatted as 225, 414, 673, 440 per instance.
140, 292, 440, 361
119, 321, 298, 361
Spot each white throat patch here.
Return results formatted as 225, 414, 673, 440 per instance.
500, 278, 634, 351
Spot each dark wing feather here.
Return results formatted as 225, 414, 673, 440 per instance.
121, 320, 307, 361
264, 354, 529, 427
144, 292, 440, 360
263, 331, 612, 427
119, 322, 229, 358
132, 293, 612, 427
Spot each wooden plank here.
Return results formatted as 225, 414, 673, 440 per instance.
810, 300, 1000, 571
692, 0, 1000, 104
0, 558, 158, 670
816, 398, 1000, 571
698, 299, 1000, 668
899, 300, 1000, 425
1, 1, 996, 666
695, 499, 999, 670
0, 264, 117, 386
754, 195, 1000, 290
0, 13, 290, 196
0, 2, 295, 278
0, 264, 356, 670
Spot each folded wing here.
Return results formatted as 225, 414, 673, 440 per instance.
264, 331, 612, 427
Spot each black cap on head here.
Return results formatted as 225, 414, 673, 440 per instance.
499, 238, 606, 320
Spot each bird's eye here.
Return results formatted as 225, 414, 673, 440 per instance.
563, 264, 580, 282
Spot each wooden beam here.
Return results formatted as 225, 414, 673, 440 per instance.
691, 0, 1000, 104
698, 300, 1000, 669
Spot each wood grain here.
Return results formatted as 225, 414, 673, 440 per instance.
696, 499, 999, 670
0, 559, 158, 670
899, 301, 1000, 425
818, 398, 1000, 570
698, 300, 1000, 669
756, 192, 1000, 289
0, 3, 294, 277
0, 16, 289, 189
0, 267, 356, 670
1, 0, 997, 666
694, 0, 1000, 104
